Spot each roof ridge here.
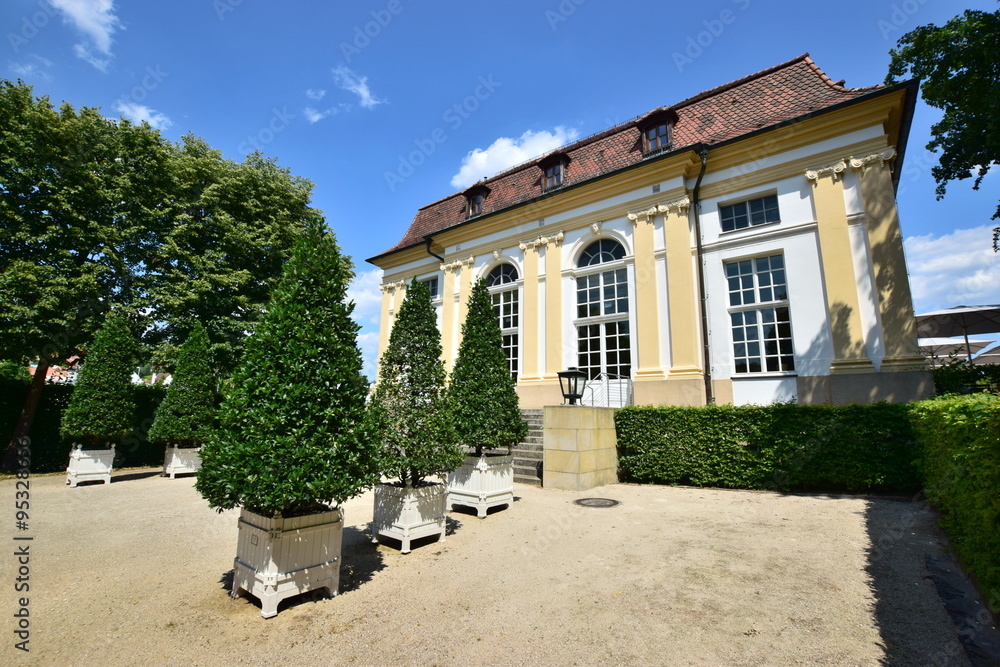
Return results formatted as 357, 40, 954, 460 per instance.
668, 53, 812, 110
457, 54, 825, 189
802, 54, 884, 93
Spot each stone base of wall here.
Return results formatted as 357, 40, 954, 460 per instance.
796, 370, 934, 405
543, 406, 618, 492
516, 381, 563, 410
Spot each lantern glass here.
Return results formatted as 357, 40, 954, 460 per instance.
557, 368, 587, 405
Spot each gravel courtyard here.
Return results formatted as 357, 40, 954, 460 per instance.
0, 469, 986, 666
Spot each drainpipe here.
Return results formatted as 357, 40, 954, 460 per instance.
691, 146, 714, 405
424, 238, 445, 263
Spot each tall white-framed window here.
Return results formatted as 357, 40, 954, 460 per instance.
486, 263, 519, 381
419, 276, 440, 300
725, 254, 795, 374
574, 239, 632, 380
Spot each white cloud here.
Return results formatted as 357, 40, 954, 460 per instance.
304, 102, 352, 124
304, 107, 331, 124
48, 0, 121, 71
332, 65, 383, 109
904, 224, 1000, 313
306, 88, 326, 101
450, 126, 581, 189
356, 331, 380, 384
114, 101, 172, 130
8, 55, 55, 80
348, 268, 383, 327
347, 268, 384, 383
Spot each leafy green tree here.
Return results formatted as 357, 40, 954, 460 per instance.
0, 360, 31, 383
368, 279, 463, 487
1, 79, 171, 464
195, 221, 378, 516
1, 81, 314, 468
144, 135, 320, 374
147, 322, 215, 448
448, 279, 527, 457
885, 6, 1000, 249
60, 313, 138, 448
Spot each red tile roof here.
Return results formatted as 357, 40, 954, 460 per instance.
370, 54, 883, 263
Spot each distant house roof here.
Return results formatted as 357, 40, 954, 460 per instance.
369, 54, 891, 264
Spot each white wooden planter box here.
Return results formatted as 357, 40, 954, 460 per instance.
232, 506, 343, 618
163, 446, 202, 479
371, 483, 446, 553
447, 454, 514, 518
66, 444, 114, 487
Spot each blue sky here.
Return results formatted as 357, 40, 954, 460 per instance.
4, 0, 998, 377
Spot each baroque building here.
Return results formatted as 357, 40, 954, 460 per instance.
367, 55, 932, 408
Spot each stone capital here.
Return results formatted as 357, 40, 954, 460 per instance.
805, 160, 848, 183
848, 147, 897, 173
520, 230, 564, 251
440, 256, 475, 272
379, 280, 406, 293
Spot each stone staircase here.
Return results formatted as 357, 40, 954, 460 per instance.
512, 409, 544, 486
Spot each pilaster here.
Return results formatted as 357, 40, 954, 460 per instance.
519, 239, 542, 381
849, 147, 926, 371
628, 205, 666, 380
660, 197, 703, 382
806, 160, 873, 373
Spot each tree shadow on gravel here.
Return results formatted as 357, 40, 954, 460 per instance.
864, 496, 1000, 666
339, 526, 386, 594
448, 502, 511, 518
111, 469, 163, 483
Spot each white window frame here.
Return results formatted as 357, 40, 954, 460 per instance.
725, 253, 795, 375
486, 263, 521, 382
719, 192, 780, 233
573, 239, 634, 381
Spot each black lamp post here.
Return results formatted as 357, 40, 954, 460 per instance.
557, 367, 587, 405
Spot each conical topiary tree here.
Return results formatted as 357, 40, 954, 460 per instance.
148, 321, 215, 448
60, 312, 137, 448
195, 220, 378, 516
368, 279, 463, 486
449, 278, 528, 456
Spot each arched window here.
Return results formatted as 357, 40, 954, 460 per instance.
578, 238, 625, 266
575, 239, 631, 380
487, 263, 520, 381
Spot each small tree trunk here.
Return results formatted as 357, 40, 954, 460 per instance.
3, 357, 50, 471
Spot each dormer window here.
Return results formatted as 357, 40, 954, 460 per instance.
543, 163, 563, 190
644, 123, 670, 153
539, 153, 569, 192
469, 192, 485, 216
464, 185, 490, 218
640, 109, 677, 156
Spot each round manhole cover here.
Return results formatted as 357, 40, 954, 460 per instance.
573, 498, 620, 508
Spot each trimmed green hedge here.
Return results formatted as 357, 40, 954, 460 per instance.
910, 394, 1000, 610
1, 379, 168, 473
615, 403, 920, 494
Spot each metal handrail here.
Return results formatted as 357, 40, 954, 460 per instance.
581, 372, 633, 408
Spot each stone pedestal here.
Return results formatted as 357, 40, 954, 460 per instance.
543, 406, 618, 491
